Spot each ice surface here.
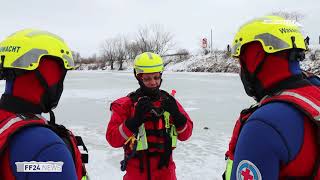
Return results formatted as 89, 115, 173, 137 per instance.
22, 71, 254, 180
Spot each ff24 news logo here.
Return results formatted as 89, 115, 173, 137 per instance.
15, 161, 64, 172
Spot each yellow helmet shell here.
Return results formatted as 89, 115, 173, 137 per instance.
231, 16, 307, 57
0, 29, 75, 70
134, 52, 164, 75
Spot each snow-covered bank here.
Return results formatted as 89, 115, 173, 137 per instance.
75, 48, 320, 75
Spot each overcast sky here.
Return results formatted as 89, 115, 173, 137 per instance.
0, 0, 319, 57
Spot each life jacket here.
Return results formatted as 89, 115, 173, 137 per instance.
223, 86, 320, 180
0, 112, 89, 180
120, 90, 178, 180
127, 90, 178, 152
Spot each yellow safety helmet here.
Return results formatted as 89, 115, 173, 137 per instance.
134, 52, 164, 75
231, 16, 307, 57
0, 29, 75, 71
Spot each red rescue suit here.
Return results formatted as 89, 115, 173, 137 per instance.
106, 90, 193, 180
225, 85, 320, 179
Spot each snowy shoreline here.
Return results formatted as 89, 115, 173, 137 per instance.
75, 48, 320, 75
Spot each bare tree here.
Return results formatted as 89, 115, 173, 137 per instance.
88, 54, 97, 63
125, 40, 141, 60
101, 25, 175, 71
271, 11, 305, 22
114, 36, 127, 70
101, 38, 117, 70
175, 49, 190, 60
136, 24, 175, 55
72, 51, 81, 64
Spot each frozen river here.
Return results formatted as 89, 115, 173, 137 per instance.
51, 71, 253, 180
